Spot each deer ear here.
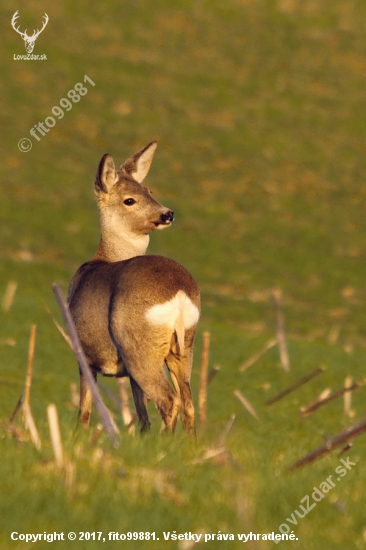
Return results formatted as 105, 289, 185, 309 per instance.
121, 141, 157, 183
95, 154, 119, 193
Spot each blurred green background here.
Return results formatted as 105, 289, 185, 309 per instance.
1, 0, 366, 548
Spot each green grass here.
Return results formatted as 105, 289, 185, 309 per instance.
1, 0, 366, 548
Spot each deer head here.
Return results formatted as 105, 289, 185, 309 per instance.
11, 11, 49, 54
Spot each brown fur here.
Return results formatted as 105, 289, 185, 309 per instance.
68, 142, 200, 434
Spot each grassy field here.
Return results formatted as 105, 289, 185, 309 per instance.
1, 0, 366, 548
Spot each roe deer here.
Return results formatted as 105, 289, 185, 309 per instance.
68, 141, 200, 435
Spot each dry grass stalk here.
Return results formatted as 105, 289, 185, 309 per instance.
9, 394, 24, 424
70, 383, 79, 408
217, 413, 236, 447
266, 366, 325, 405
127, 414, 138, 430
199, 331, 210, 430
117, 378, 135, 434
300, 382, 362, 418
98, 381, 120, 409
272, 289, 290, 372
234, 390, 259, 420
207, 364, 220, 384
23, 404, 42, 450
47, 403, 64, 469
43, 303, 72, 348
328, 324, 341, 345
191, 447, 228, 465
339, 443, 353, 456
21, 325, 41, 450
288, 420, 366, 471
23, 325, 37, 412
311, 387, 331, 404
8, 395, 25, 444
192, 415, 236, 467
299, 388, 331, 417
2, 281, 18, 312
52, 284, 120, 447
239, 338, 277, 372
344, 376, 354, 417
0, 338, 16, 346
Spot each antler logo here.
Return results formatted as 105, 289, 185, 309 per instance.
11, 11, 49, 54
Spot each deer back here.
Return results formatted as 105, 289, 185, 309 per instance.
69, 255, 200, 375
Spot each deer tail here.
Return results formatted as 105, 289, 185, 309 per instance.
174, 305, 185, 356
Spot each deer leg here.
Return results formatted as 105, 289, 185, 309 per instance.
168, 369, 195, 436
112, 322, 181, 432
130, 376, 150, 433
155, 385, 181, 433
129, 366, 181, 433
123, 359, 180, 432
166, 327, 196, 436
78, 365, 96, 427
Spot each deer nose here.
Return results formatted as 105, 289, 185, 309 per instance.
160, 210, 174, 224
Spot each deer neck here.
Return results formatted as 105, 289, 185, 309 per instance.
93, 212, 149, 262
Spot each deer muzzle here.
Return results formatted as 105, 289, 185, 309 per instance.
153, 210, 174, 230
160, 210, 174, 224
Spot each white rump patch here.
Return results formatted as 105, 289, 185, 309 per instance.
145, 290, 199, 330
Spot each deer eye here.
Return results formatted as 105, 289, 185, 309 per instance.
123, 198, 136, 206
